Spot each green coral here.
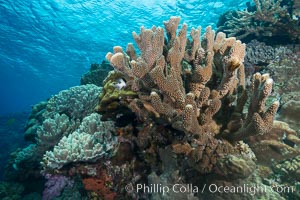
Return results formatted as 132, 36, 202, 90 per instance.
273, 155, 300, 183
95, 71, 138, 120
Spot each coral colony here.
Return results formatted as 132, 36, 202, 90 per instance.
217, 0, 300, 44
5, 13, 300, 200
104, 15, 278, 174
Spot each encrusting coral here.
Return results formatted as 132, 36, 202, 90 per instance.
95, 71, 138, 120
82, 169, 116, 200
104, 16, 279, 174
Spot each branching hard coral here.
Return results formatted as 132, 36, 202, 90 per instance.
103, 16, 278, 174
273, 155, 300, 182
12, 16, 291, 200
106, 17, 245, 136
224, 73, 279, 141
247, 120, 300, 166
217, 0, 300, 44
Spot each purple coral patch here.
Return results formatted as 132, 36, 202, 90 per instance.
42, 174, 74, 200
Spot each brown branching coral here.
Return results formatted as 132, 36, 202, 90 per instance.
217, 0, 300, 44
224, 73, 279, 141
104, 16, 278, 174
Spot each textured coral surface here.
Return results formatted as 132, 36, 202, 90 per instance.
3, 16, 299, 200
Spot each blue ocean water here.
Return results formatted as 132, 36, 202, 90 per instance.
0, 0, 248, 115
0, 0, 299, 199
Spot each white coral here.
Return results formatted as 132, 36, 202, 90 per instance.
46, 84, 102, 119
41, 113, 117, 170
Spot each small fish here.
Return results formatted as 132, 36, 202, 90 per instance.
114, 78, 126, 90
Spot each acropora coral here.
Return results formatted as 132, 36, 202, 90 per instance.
217, 0, 300, 44
105, 16, 278, 174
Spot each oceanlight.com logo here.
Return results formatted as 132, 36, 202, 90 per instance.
125, 183, 295, 196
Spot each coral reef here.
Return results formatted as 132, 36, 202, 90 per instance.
277, 100, 300, 133
247, 120, 300, 166
82, 170, 116, 200
240, 37, 300, 138
244, 40, 275, 77
95, 71, 138, 121
261, 45, 300, 132
273, 155, 300, 183
13, 144, 41, 171
46, 84, 101, 119
6, 16, 300, 200
265, 48, 300, 105
0, 181, 24, 200
81, 61, 112, 87
24, 84, 101, 142
104, 16, 278, 176
42, 174, 74, 200
24, 101, 47, 142
271, 155, 300, 199
13, 85, 102, 172
217, 0, 300, 44
245, 40, 275, 65
5, 84, 103, 197
42, 113, 116, 170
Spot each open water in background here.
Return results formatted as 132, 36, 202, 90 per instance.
0, 0, 248, 115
